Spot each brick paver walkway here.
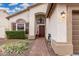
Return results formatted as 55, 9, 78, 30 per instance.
29, 38, 50, 56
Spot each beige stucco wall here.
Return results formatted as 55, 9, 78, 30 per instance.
46, 4, 73, 55
46, 6, 58, 40
0, 10, 10, 39
9, 11, 29, 30
46, 4, 67, 42
9, 11, 29, 23
9, 4, 48, 39
28, 4, 48, 39
56, 4, 67, 42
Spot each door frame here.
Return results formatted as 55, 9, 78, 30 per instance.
72, 11, 79, 54
35, 24, 46, 38
39, 25, 45, 37
67, 5, 79, 54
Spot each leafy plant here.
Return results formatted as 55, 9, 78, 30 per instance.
0, 40, 29, 55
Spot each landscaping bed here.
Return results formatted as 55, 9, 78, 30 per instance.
0, 39, 34, 56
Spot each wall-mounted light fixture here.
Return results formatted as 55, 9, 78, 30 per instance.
61, 11, 66, 18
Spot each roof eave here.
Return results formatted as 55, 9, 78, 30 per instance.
46, 3, 56, 18
7, 3, 43, 19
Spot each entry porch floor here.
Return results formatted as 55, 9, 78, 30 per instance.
29, 38, 56, 56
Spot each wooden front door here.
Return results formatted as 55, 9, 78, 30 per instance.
72, 11, 79, 54
39, 25, 45, 37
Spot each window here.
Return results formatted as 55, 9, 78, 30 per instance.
14, 19, 26, 31
37, 18, 45, 24
17, 23, 24, 31
36, 14, 46, 24
12, 19, 29, 34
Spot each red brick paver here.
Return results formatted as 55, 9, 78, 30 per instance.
29, 38, 50, 56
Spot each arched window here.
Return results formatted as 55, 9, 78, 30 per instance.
16, 19, 25, 31
36, 14, 46, 24
12, 19, 29, 34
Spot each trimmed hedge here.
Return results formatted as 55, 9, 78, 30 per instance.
6, 31, 27, 39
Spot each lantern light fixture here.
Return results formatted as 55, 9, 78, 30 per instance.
61, 11, 66, 18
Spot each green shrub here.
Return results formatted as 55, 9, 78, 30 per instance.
6, 31, 28, 39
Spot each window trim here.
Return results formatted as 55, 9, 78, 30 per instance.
16, 23, 26, 31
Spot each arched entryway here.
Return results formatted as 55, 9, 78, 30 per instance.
35, 13, 46, 38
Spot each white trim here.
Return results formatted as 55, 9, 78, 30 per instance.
16, 23, 17, 31
38, 24, 45, 25
24, 23, 26, 31
16, 23, 25, 31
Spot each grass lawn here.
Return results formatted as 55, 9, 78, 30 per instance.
0, 39, 34, 56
